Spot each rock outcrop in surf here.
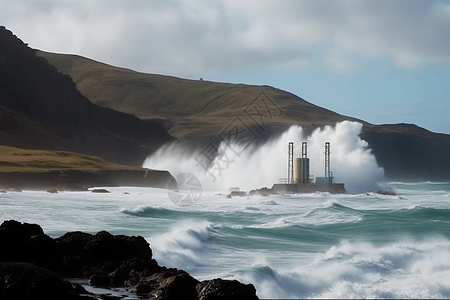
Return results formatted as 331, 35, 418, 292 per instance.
0, 220, 258, 299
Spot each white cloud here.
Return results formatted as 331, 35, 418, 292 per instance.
1, 0, 449, 77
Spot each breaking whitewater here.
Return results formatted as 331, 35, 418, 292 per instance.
3, 122, 450, 299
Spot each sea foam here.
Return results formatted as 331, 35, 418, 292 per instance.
231, 238, 450, 299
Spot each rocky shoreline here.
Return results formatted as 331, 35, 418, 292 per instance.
0, 220, 258, 299
0, 169, 177, 192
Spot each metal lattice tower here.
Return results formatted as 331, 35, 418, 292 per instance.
325, 142, 331, 179
288, 142, 294, 184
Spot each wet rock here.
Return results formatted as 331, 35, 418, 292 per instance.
0, 220, 59, 269
138, 269, 199, 300
0, 262, 83, 299
135, 282, 152, 293
71, 282, 91, 295
196, 278, 258, 300
91, 189, 110, 193
0, 220, 259, 299
84, 231, 152, 263
0, 219, 44, 238
98, 294, 122, 300
374, 190, 397, 196
56, 231, 93, 257
89, 273, 111, 287
110, 258, 161, 286
227, 191, 247, 198
248, 187, 279, 197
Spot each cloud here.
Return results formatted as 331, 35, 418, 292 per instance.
1, 0, 449, 77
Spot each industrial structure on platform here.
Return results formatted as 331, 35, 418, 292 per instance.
272, 142, 346, 194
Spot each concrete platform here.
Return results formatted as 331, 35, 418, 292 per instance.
272, 183, 346, 194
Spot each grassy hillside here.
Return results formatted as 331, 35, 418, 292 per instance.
0, 145, 175, 190
37, 51, 363, 140
0, 146, 135, 172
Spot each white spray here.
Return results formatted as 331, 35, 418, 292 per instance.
143, 121, 389, 193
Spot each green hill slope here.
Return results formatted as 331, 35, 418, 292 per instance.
37, 51, 363, 141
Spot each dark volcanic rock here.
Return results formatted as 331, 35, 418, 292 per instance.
0, 220, 259, 299
91, 189, 110, 193
374, 190, 397, 196
56, 231, 94, 257
55, 230, 153, 278
196, 278, 258, 300
84, 231, 152, 263
0, 219, 44, 238
136, 269, 199, 300
227, 191, 247, 198
0, 220, 60, 270
0, 262, 83, 300
89, 273, 111, 287
110, 258, 161, 286
249, 187, 279, 197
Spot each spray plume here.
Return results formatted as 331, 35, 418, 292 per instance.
143, 121, 390, 193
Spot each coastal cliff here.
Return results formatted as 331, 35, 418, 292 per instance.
0, 26, 174, 167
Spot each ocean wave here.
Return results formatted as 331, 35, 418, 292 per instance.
229, 239, 450, 299
150, 220, 214, 273
242, 201, 365, 229
257, 200, 278, 205
390, 206, 450, 221
308, 201, 358, 213
248, 217, 296, 229
389, 181, 450, 193
390, 181, 450, 185
301, 201, 363, 226
245, 207, 260, 212
121, 205, 201, 219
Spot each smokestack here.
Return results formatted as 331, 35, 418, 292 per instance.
302, 142, 307, 159
288, 142, 294, 184
325, 142, 331, 179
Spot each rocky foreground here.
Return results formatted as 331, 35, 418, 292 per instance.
0, 220, 258, 299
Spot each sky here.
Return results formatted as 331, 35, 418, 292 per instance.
2, 0, 449, 134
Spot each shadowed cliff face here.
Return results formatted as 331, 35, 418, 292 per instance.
0, 26, 174, 167
361, 124, 450, 181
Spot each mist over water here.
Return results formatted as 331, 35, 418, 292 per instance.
144, 121, 388, 193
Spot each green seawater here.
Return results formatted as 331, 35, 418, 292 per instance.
2, 182, 450, 298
